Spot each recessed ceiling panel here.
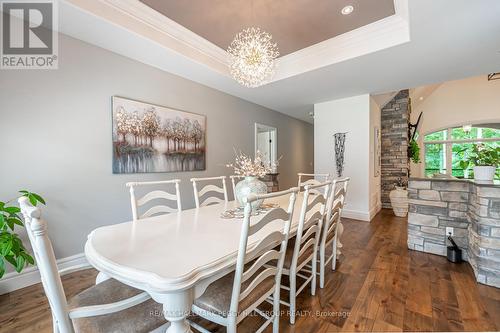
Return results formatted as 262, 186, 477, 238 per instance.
140, 0, 395, 56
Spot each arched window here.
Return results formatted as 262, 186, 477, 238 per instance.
423, 124, 500, 179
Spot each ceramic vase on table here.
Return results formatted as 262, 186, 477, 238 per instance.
235, 176, 267, 210
390, 186, 408, 217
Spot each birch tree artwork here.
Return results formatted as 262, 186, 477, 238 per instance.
112, 97, 206, 173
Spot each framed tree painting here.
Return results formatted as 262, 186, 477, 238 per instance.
112, 96, 206, 173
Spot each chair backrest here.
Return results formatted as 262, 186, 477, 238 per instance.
297, 173, 330, 195
126, 179, 182, 220
291, 181, 332, 271
191, 176, 228, 208
321, 177, 350, 247
228, 187, 299, 321
230, 175, 245, 200
18, 197, 74, 332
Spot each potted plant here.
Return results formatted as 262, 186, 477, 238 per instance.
460, 143, 499, 181
408, 139, 421, 164
0, 190, 45, 278
389, 177, 408, 217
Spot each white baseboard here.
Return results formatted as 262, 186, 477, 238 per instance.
0, 253, 87, 295
342, 209, 370, 221
369, 203, 382, 220
342, 203, 381, 222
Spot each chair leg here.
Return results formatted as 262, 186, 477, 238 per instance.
227, 318, 237, 333
332, 233, 338, 271
319, 247, 325, 289
272, 286, 280, 333
52, 314, 59, 333
289, 274, 296, 324
311, 257, 317, 296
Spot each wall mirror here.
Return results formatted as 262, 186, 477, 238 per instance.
255, 123, 277, 171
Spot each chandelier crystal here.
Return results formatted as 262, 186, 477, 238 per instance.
227, 27, 279, 88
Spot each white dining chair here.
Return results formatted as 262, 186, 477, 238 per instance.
306, 177, 349, 289
229, 175, 245, 200
297, 173, 330, 194
278, 181, 332, 324
190, 187, 299, 333
18, 197, 168, 333
191, 176, 228, 208
126, 179, 182, 221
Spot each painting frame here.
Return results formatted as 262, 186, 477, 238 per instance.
111, 96, 206, 174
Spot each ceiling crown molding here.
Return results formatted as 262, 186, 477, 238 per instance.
65, 0, 230, 75
276, 0, 409, 81
63, 0, 409, 84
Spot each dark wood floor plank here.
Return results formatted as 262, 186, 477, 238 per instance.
1, 209, 499, 333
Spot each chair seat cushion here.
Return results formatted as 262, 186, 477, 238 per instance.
68, 278, 166, 333
193, 270, 275, 318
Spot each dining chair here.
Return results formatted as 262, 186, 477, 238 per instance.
229, 175, 245, 200
297, 173, 330, 195
190, 187, 299, 333
17, 197, 168, 333
191, 176, 228, 208
126, 179, 182, 221
317, 177, 350, 288
278, 181, 332, 324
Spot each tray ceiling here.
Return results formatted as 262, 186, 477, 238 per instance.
139, 0, 395, 56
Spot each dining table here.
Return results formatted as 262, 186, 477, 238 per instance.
84, 193, 341, 333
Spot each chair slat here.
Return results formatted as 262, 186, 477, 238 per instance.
128, 180, 182, 220
305, 195, 326, 212
192, 177, 228, 208
239, 267, 277, 301
248, 208, 290, 235
242, 249, 281, 283
198, 184, 226, 197
200, 196, 225, 207
300, 224, 320, 245
137, 190, 178, 206
298, 237, 316, 258
142, 205, 177, 218
246, 231, 284, 261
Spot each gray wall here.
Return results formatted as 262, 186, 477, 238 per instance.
0, 34, 313, 260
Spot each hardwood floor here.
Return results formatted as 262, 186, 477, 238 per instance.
1, 209, 499, 332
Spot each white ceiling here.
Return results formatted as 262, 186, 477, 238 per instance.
58, 0, 500, 123
139, 0, 395, 56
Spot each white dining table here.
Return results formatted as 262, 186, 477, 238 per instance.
85, 194, 341, 333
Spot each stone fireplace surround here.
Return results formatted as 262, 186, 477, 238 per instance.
408, 178, 500, 288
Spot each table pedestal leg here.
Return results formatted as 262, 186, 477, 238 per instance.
150, 289, 194, 333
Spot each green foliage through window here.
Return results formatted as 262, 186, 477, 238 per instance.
424, 125, 500, 179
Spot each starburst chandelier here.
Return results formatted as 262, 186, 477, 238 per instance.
227, 27, 279, 88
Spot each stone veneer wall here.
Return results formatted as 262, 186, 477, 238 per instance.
468, 185, 500, 287
381, 90, 409, 208
408, 178, 500, 288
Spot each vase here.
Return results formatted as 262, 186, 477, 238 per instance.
473, 166, 496, 181
389, 186, 408, 217
235, 176, 268, 210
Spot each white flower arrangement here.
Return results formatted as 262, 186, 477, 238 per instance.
226, 150, 280, 177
